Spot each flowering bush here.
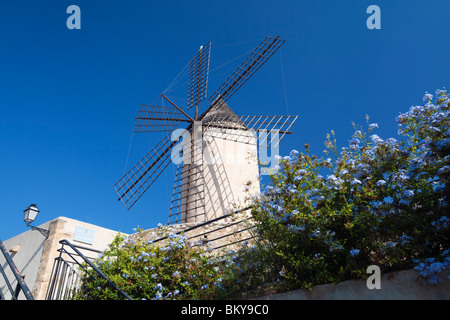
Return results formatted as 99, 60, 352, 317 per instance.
74, 89, 449, 298
73, 228, 226, 300
246, 89, 449, 291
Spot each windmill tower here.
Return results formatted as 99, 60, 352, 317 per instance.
114, 36, 298, 224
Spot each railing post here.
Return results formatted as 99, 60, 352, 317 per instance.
0, 240, 34, 300
13, 276, 26, 299
58, 239, 133, 300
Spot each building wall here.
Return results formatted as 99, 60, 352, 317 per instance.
1, 217, 122, 300
201, 130, 260, 222
254, 269, 450, 300
0, 220, 51, 299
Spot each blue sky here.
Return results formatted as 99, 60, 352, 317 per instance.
0, 1, 449, 240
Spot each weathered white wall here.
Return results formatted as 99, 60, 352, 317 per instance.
1, 217, 122, 300
180, 126, 260, 223
1, 220, 51, 299
203, 131, 260, 221
254, 269, 450, 300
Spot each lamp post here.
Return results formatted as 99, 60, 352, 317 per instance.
23, 204, 49, 237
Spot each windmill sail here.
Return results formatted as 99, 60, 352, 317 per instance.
114, 133, 178, 209
133, 104, 189, 133
187, 42, 211, 112
207, 36, 285, 107
203, 114, 298, 149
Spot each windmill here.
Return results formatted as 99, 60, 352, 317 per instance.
114, 36, 298, 224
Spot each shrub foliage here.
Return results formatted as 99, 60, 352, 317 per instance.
75, 89, 449, 299
245, 89, 449, 291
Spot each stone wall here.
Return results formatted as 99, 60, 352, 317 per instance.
131, 210, 255, 255
2, 217, 121, 300
254, 269, 450, 300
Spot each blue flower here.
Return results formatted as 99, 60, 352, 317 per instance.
386, 137, 398, 146
399, 235, 413, 245
383, 196, 393, 204
436, 88, 447, 95
384, 241, 396, 249
372, 200, 383, 208
369, 123, 379, 130
200, 284, 208, 290
423, 93, 433, 101
403, 190, 414, 198
399, 198, 411, 206
172, 271, 181, 278
410, 158, 425, 170
432, 216, 449, 230
414, 256, 450, 284
438, 165, 450, 175
329, 243, 343, 252
326, 174, 337, 182
350, 249, 360, 257
370, 134, 383, 145
154, 283, 163, 291
287, 224, 305, 233
376, 180, 386, 187
271, 204, 283, 212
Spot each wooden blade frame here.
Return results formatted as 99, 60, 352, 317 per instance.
187, 42, 211, 117
202, 114, 298, 149
207, 36, 285, 107
114, 133, 178, 210
133, 104, 189, 133
115, 95, 194, 210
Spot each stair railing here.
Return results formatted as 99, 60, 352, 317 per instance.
0, 240, 34, 300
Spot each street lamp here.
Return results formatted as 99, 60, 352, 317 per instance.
23, 204, 49, 237
23, 204, 40, 226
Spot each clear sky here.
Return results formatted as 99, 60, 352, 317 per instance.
0, 1, 449, 240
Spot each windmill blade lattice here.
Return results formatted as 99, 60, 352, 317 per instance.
187, 42, 211, 111
203, 114, 298, 149
207, 36, 285, 107
133, 104, 189, 133
114, 132, 178, 209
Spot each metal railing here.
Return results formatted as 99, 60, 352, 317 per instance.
0, 240, 34, 300
46, 239, 133, 300
153, 205, 257, 252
